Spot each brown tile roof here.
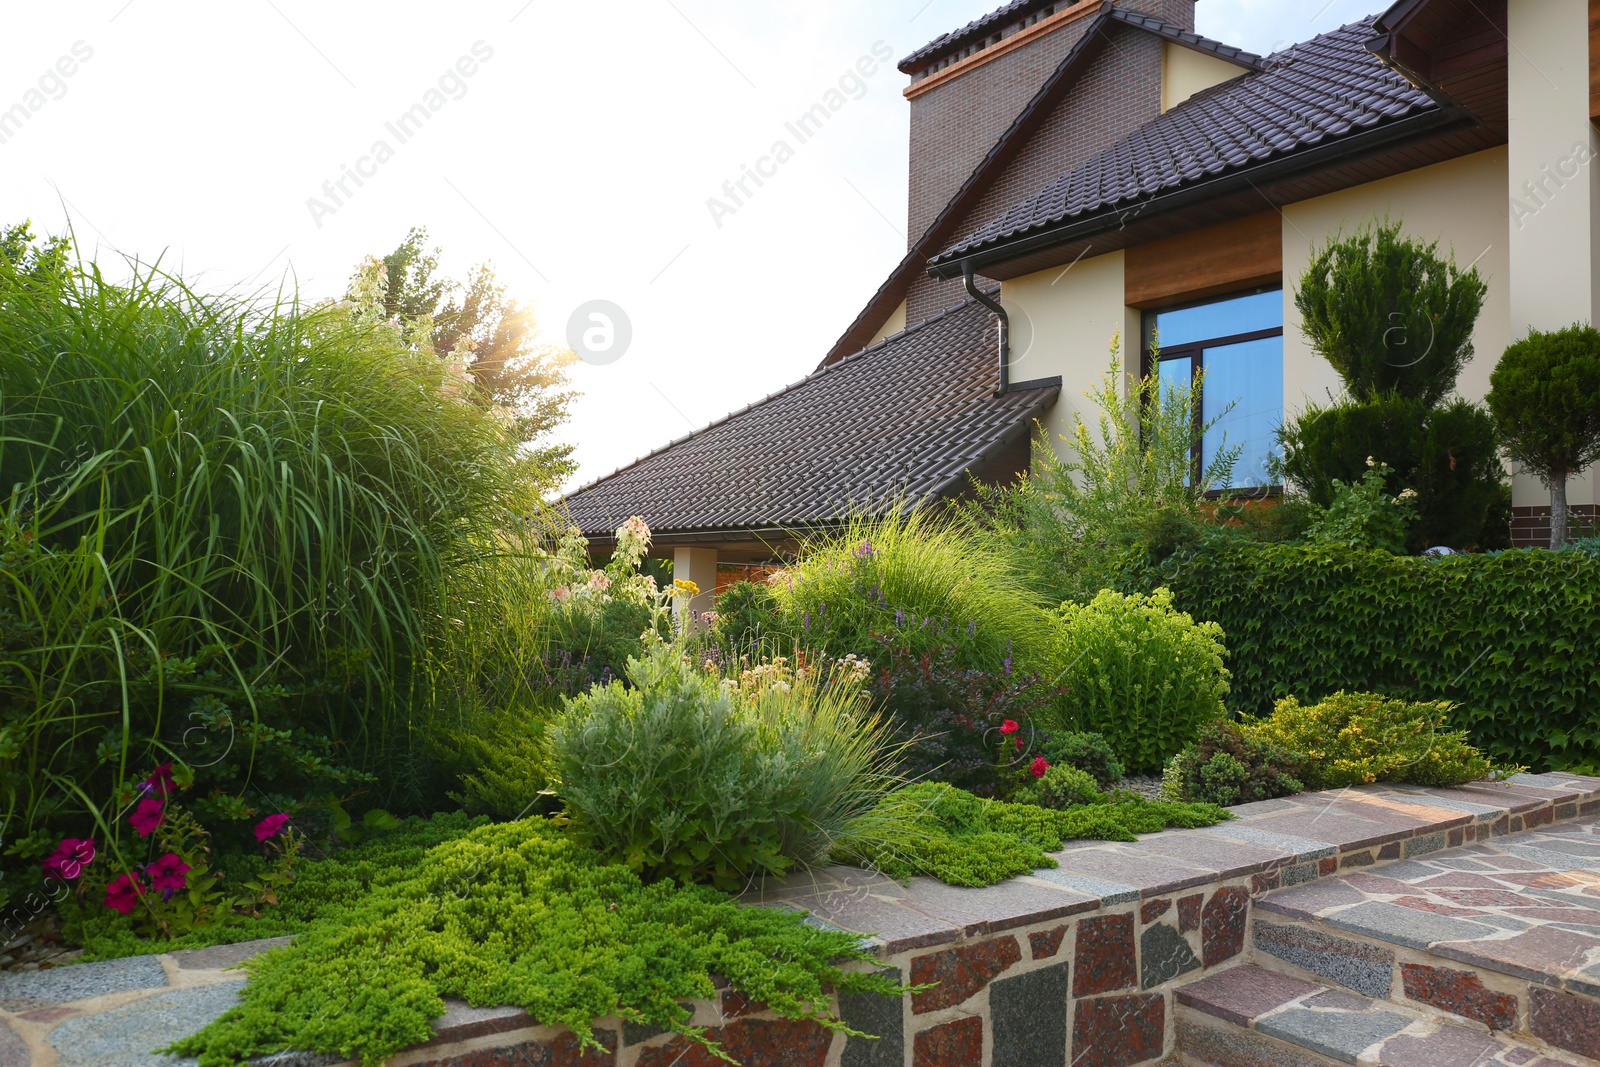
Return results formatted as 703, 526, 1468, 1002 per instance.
930, 15, 1437, 268
561, 297, 1060, 541
900, 1, 1262, 76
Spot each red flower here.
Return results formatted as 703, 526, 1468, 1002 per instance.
254, 813, 291, 842
129, 798, 165, 838
105, 872, 145, 915
146, 852, 191, 894
142, 762, 176, 799
999, 720, 1020, 735
1030, 756, 1050, 779
42, 838, 96, 882
1015, 738, 1024, 751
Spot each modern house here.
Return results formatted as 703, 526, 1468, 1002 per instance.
564, 0, 1600, 619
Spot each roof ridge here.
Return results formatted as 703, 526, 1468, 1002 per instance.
562, 295, 993, 502
1105, 8, 1265, 69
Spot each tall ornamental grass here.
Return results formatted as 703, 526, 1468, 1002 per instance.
0, 248, 548, 853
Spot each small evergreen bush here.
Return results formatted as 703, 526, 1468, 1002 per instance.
1056, 588, 1230, 773
1251, 691, 1493, 790
1011, 764, 1103, 809
1038, 731, 1124, 789
1160, 721, 1305, 807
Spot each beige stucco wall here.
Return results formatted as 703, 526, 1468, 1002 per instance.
867, 300, 908, 346
1161, 42, 1248, 114
1001, 250, 1140, 452
1505, 0, 1600, 509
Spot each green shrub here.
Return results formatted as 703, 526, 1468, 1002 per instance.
774, 509, 1061, 683
1160, 721, 1305, 807
1011, 764, 1102, 809
167, 816, 904, 1066
1304, 461, 1416, 553
963, 354, 1242, 605
1055, 589, 1230, 773
1121, 541, 1600, 768
1251, 691, 1492, 790
1038, 731, 1124, 789
1280, 394, 1506, 551
549, 643, 894, 890
1295, 220, 1486, 406
709, 580, 791, 655
835, 782, 1229, 887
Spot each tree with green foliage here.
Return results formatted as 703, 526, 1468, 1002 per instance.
1284, 220, 1506, 550
1488, 324, 1600, 548
346, 227, 578, 494
1296, 219, 1487, 405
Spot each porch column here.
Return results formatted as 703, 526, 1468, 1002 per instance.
672, 546, 719, 628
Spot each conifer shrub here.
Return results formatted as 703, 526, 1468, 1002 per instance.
1160, 721, 1306, 807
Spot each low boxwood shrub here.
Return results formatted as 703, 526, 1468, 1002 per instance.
1121, 541, 1600, 769
1056, 588, 1230, 773
1251, 691, 1492, 790
1038, 730, 1124, 789
1160, 721, 1306, 807
1011, 764, 1103, 809
549, 643, 893, 890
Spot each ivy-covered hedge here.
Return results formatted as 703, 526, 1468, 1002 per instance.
1121, 543, 1600, 769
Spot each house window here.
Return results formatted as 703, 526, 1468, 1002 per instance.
1142, 288, 1284, 489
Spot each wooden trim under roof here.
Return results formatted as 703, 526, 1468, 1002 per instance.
1591, 0, 1600, 121
904, 0, 1102, 100
1124, 210, 1282, 308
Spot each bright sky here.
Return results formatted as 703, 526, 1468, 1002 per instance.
3, 0, 1379, 493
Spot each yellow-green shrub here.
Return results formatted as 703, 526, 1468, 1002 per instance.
1056, 588, 1230, 772
1249, 691, 1492, 790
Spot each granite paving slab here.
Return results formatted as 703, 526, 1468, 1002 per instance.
46, 980, 243, 1066
0, 955, 168, 1010
1258, 812, 1600, 998
1177, 964, 1593, 1067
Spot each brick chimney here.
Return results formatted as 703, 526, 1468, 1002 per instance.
899, 0, 1196, 321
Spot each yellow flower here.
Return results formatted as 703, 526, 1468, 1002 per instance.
672, 579, 701, 598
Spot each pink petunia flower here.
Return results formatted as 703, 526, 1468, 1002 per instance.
141, 762, 176, 799
146, 852, 191, 894
105, 872, 145, 915
999, 720, 1020, 735
42, 838, 96, 882
254, 813, 291, 842
1030, 756, 1050, 779
129, 797, 165, 838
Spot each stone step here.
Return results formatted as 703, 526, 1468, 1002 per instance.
1176, 963, 1590, 1066
1251, 813, 1600, 1061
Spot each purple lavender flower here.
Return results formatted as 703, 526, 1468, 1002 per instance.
854, 540, 876, 559
894, 608, 905, 628
803, 611, 811, 630
967, 619, 977, 637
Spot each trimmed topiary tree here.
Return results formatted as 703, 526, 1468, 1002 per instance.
1296, 219, 1487, 405
1284, 219, 1506, 550
1488, 324, 1600, 548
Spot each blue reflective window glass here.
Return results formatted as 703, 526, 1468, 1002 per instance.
1148, 289, 1282, 348
1200, 336, 1284, 489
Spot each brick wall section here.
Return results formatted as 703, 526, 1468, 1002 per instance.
1511, 503, 1599, 548
903, 7, 1179, 322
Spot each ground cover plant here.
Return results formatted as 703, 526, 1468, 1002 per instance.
835, 782, 1229, 887
166, 816, 906, 1067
